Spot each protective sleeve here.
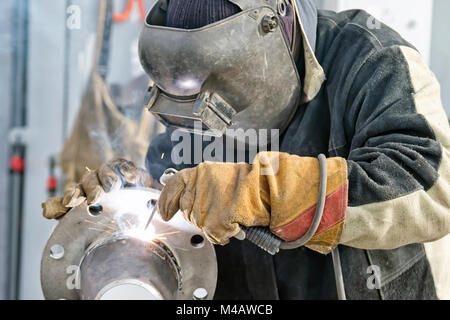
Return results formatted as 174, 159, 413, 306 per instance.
339, 45, 450, 250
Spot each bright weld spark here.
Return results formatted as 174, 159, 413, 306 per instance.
171, 246, 189, 252
100, 190, 160, 243
88, 227, 115, 236
125, 218, 133, 229
153, 231, 180, 237
84, 219, 117, 231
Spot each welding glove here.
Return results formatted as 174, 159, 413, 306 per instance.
158, 152, 349, 254
42, 159, 156, 219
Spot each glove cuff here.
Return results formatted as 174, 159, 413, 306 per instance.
269, 156, 348, 254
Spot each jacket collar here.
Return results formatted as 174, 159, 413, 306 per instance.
293, 0, 325, 101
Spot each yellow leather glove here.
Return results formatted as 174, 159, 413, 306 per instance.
42, 159, 157, 219
158, 152, 349, 254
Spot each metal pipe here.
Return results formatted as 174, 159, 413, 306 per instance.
7, 0, 29, 300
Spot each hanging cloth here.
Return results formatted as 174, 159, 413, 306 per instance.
60, 0, 155, 185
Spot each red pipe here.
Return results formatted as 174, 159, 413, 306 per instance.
112, 0, 146, 23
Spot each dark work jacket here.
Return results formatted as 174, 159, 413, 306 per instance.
145, 9, 450, 299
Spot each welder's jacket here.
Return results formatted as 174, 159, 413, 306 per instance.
146, 7, 450, 299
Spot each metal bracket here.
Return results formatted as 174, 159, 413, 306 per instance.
144, 85, 160, 110
192, 92, 237, 134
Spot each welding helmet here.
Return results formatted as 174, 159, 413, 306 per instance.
138, 0, 301, 145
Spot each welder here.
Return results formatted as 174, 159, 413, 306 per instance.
43, 0, 450, 299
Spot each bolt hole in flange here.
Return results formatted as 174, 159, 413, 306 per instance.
190, 235, 205, 248
88, 204, 103, 217
147, 199, 157, 209
50, 244, 64, 260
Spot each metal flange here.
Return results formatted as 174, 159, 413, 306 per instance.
41, 188, 217, 300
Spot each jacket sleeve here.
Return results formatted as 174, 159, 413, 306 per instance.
339, 45, 450, 250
